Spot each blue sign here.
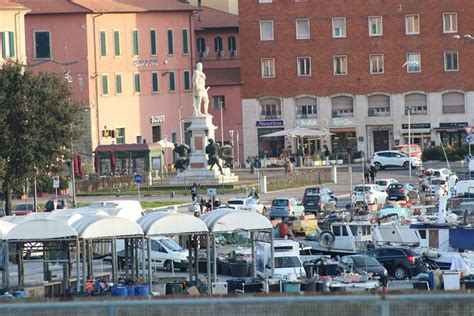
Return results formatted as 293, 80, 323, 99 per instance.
134, 174, 142, 184
256, 120, 283, 127
466, 135, 473, 144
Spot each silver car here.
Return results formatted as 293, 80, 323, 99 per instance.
269, 197, 305, 220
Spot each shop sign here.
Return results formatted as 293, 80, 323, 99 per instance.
296, 119, 318, 128
331, 117, 354, 127
401, 123, 431, 129
133, 59, 159, 67
439, 122, 468, 128
256, 120, 283, 127
150, 115, 165, 124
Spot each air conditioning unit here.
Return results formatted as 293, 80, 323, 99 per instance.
332, 110, 340, 117
231, 50, 238, 58
368, 108, 375, 116
200, 51, 208, 58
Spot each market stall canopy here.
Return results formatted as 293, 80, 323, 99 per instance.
261, 127, 333, 138
0, 219, 16, 239
5, 219, 78, 241
137, 212, 209, 236
71, 215, 143, 239
201, 209, 272, 233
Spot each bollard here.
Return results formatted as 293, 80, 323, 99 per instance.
332, 165, 337, 184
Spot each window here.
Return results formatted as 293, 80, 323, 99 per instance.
297, 57, 311, 76
443, 13, 457, 33
332, 96, 353, 117
260, 20, 274, 41
197, 37, 206, 57
405, 14, 420, 35
296, 19, 310, 39
260, 98, 281, 119
167, 29, 174, 55
1, 31, 15, 58
214, 36, 223, 53
296, 97, 317, 119
368, 95, 390, 116
134, 73, 141, 93
100, 30, 107, 57
405, 93, 427, 115
259, 0, 272, 2
332, 18, 346, 38
213, 95, 225, 109
261, 58, 275, 78
132, 29, 139, 56
333, 55, 347, 75
442, 92, 465, 114
113, 30, 120, 56
168, 71, 176, 91
183, 70, 191, 91
369, 16, 383, 36
116, 128, 125, 144
406, 53, 421, 73
101, 74, 109, 95
34, 31, 51, 59
228, 36, 237, 51
115, 74, 122, 95
182, 29, 189, 55
445, 51, 459, 71
152, 72, 159, 93
370, 54, 384, 74
150, 29, 157, 56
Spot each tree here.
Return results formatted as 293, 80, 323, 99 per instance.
0, 62, 83, 215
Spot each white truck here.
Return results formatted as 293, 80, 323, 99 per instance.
256, 239, 306, 279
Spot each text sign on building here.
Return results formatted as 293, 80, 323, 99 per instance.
133, 60, 159, 67
296, 119, 318, 128
439, 122, 468, 128
401, 123, 431, 129
150, 115, 165, 124
256, 120, 283, 127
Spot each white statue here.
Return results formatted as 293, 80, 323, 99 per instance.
192, 62, 210, 117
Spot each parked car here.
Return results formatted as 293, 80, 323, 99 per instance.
367, 247, 428, 280
224, 197, 266, 214
370, 150, 423, 170
337, 255, 388, 286
351, 184, 388, 207
302, 193, 336, 214
304, 186, 337, 202
393, 144, 422, 159
426, 178, 448, 196
377, 204, 413, 220
386, 183, 420, 201
374, 178, 398, 191
12, 203, 35, 216
269, 197, 305, 220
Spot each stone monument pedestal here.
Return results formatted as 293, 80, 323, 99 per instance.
170, 115, 238, 185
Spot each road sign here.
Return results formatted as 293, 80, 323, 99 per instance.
134, 174, 142, 184
53, 176, 60, 189
464, 126, 473, 135
207, 188, 217, 197
466, 135, 473, 144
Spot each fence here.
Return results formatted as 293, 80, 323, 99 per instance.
0, 294, 473, 316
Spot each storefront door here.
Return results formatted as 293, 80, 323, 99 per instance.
373, 131, 389, 152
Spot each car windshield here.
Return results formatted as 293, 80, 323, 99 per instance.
13, 204, 33, 211
352, 256, 380, 267
272, 199, 289, 206
228, 200, 244, 205
305, 188, 320, 195
274, 256, 302, 268
375, 181, 387, 186
354, 186, 371, 192
160, 238, 183, 252
388, 184, 403, 190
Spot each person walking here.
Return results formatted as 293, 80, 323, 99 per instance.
190, 182, 198, 202
324, 145, 330, 165
369, 163, 377, 183
364, 163, 370, 183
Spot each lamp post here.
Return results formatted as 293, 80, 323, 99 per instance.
219, 99, 224, 146
236, 131, 240, 168
407, 106, 413, 183
229, 130, 234, 165
178, 105, 183, 144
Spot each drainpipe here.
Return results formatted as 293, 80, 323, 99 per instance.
14, 11, 21, 63
92, 13, 104, 146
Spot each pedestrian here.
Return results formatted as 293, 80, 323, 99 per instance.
190, 182, 198, 202
324, 145, 330, 165
278, 219, 294, 239
364, 163, 370, 183
284, 158, 289, 174
369, 163, 377, 183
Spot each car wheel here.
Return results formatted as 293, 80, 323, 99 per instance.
374, 162, 382, 170
164, 260, 173, 272
394, 265, 409, 280
403, 161, 409, 170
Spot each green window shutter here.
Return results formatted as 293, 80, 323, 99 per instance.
114, 31, 120, 56
102, 75, 108, 95
100, 31, 106, 57
134, 73, 141, 93
9, 32, 15, 57
152, 72, 158, 92
183, 71, 190, 90
1, 32, 6, 58
182, 29, 189, 54
169, 72, 175, 91
132, 30, 139, 56
167, 29, 174, 55
150, 30, 157, 55
115, 74, 122, 94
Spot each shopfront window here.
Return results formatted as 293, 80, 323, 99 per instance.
258, 128, 284, 158
331, 131, 357, 156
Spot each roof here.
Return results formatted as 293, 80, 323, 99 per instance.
0, 219, 16, 239
13, 0, 89, 13
201, 209, 272, 233
137, 212, 208, 236
71, 215, 143, 239
73, 0, 196, 13
195, 6, 238, 29
206, 68, 241, 86
96, 143, 164, 152
0, 0, 29, 10
5, 219, 78, 241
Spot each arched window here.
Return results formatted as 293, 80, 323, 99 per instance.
214, 36, 223, 52
442, 92, 465, 114
368, 94, 390, 116
331, 96, 353, 117
295, 97, 317, 119
196, 37, 205, 53
227, 36, 237, 51
405, 93, 427, 115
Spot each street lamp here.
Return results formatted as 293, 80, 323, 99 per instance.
229, 130, 234, 166
219, 99, 224, 146
236, 131, 240, 168
406, 106, 413, 183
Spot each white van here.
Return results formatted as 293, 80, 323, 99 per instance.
256, 239, 306, 279
117, 237, 189, 272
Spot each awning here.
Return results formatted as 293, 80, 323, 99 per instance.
5, 219, 78, 241
434, 127, 464, 133
137, 212, 208, 236
201, 209, 272, 233
72, 215, 143, 239
401, 129, 431, 134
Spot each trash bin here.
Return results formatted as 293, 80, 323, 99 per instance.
230, 261, 249, 278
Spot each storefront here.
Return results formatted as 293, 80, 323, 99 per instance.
434, 122, 468, 146
400, 123, 432, 149
256, 120, 284, 158
295, 119, 323, 156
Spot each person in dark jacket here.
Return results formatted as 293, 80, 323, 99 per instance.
369, 164, 377, 183
364, 163, 370, 183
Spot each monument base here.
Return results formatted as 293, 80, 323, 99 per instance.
170, 166, 238, 185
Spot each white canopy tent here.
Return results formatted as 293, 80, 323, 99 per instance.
261, 127, 332, 138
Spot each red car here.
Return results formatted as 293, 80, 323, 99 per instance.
393, 144, 422, 159
12, 203, 35, 216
